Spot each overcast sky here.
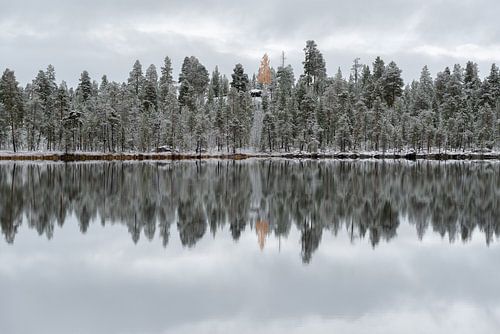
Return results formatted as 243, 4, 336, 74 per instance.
0, 0, 499, 87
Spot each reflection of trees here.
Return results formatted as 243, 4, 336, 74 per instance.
0, 160, 499, 263
0, 165, 23, 243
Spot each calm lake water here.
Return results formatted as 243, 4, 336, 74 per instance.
1, 160, 499, 334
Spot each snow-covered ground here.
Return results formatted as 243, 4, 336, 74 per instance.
0, 149, 499, 161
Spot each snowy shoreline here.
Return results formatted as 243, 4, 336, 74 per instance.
0, 151, 499, 162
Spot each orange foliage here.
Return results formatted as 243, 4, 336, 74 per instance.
257, 53, 272, 85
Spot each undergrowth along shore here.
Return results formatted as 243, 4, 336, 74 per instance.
0, 151, 499, 162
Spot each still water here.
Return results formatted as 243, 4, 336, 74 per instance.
0, 160, 499, 334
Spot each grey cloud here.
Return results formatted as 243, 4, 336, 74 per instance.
0, 0, 498, 87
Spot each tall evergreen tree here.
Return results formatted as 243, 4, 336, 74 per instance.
0, 69, 24, 152
231, 63, 249, 93
78, 70, 93, 103
382, 61, 404, 108
159, 56, 174, 99
178, 56, 209, 110
55, 81, 70, 150
143, 64, 158, 111
303, 40, 327, 94
128, 60, 143, 96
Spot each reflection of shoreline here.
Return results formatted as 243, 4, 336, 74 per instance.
0, 160, 498, 262
0, 151, 500, 162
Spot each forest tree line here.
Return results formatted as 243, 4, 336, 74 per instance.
0, 40, 499, 153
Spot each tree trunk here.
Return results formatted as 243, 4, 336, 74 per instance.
10, 119, 16, 153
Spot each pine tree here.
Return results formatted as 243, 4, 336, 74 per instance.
321, 69, 347, 147
194, 104, 209, 153
143, 64, 158, 111
435, 116, 446, 153
372, 57, 385, 81
210, 66, 222, 98
227, 88, 240, 153
32, 69, 53, 149
165, 90, 180, 150
41, 65, 58, 150
231, 63, 249, 93
0, 69, 23, 152
227, 64, 253, 152
106, 83, 121, 152
463, 61, 481, 149
303, 40, 326, 94
298, 92, 319, 152
449, 64, 465, 150
371, 97, 384, 151
276, 65, 294, 109
178, 56, 209, 110
336, 110, 351, 152
0, 101, 7, 149
421, 109, 435, 152
128, 60, 143, 96
78, 70, 93, 102
177, 57, 209, 150
55, 82, 70, 150
159, 56, 174, 99
260, 95, 275, 152
382, 61, 404, 108
360, 65, 374, 109
379, 111, 392, 153
475, 105, 494, 150
24, 83, 40, 150
214, 95, 225, 151
486, 64, 500, 102
415, 65, 434, 111
157, 56, 178, 149
350, 58, 363, 97
352, 100, 366, 150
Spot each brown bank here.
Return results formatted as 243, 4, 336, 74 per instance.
0, 151, 499, 162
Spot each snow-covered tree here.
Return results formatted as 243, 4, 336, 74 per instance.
303, 40, 326, 94
0, 69, 24, 152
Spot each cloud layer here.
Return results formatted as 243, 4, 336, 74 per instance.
0, 0, 498, 86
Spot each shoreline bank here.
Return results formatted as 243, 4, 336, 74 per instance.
0, 151, 499, 162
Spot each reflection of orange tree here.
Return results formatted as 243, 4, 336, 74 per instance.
255, 220, 269, 250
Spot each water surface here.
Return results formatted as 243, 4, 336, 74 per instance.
1, 160, 499, 334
